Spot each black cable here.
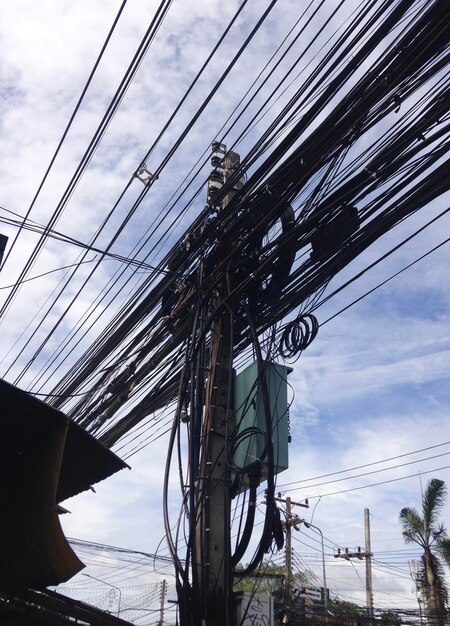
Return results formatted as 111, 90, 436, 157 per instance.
2, 0, 174, 378
3, 0, 448, 461
319, 229, 450, 326
13, 0, 282, 400
0, 0, 129, 272
291, 464, 450, 500
0, 0, 173, 321
277, 441, 450, 488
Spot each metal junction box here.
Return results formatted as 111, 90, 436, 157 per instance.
232, 361, 291, 492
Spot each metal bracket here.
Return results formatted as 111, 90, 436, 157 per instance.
135, 162, 159, 186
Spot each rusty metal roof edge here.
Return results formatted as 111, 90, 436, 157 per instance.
0, 378, 130, 503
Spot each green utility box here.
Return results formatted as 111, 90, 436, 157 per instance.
232, 361, 291, 493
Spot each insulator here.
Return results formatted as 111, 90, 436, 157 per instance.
211, 140, 226, 154
211, 155, 222, 168
209, 171, 224, 184
208, 189, 219, 202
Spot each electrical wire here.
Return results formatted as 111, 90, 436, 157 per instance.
2, 2, 450, 618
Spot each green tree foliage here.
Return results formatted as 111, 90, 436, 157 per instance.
234, 561, 286, 595
380, 610, 402, 625
234, 560, 307, 595
437, 536, 450, 568
328, 598, 366, 619
399, 478, 449, 626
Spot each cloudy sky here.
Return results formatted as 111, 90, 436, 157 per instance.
1, 0, 450, 620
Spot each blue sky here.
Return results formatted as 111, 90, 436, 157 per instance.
1, 0, 450, 617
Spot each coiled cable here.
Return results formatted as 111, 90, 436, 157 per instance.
278, 313, 319, 359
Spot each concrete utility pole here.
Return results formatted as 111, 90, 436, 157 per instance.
334, 508, 373, 620
275, 495, 309, 608
200, 302, 233, 625
285, 497, 293, 602
196, 146, 243, 626
158, 579, 167, 626
364, 508, 374, 623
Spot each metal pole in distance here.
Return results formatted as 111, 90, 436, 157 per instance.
304, 522, 328, 610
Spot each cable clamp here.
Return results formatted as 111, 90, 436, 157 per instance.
135, 162, 159, 186
364, 167, 377, 180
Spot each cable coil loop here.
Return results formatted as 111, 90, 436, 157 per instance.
278, 313, 319, 359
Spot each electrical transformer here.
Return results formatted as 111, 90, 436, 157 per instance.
232, 361, 291, 492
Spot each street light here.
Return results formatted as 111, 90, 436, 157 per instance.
303, 522, 328, 610
82, 572, 122, 616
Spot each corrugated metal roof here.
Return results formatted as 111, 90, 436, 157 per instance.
0, 378, 129, 502
0, 378, 130, 588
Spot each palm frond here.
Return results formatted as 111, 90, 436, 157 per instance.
400, 507, 426, 546
423, 479, 447, 531
400, 479, 449, 624
437, 537, 450, 568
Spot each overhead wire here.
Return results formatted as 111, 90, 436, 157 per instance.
0, 0, 174, 322
276, 441, 450, 487
6, 0, 440, 408
2, 1, 450, 613
10, 0, 285, 399
0, 0, 129, 272
2, 0, 176, 384
22, 0, 442, 464
276, 451, 450, 492
289, 464, 450, 500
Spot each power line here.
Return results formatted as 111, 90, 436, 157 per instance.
276, 441, 450, 488
0, 0, 129, 273
279, 451, 450, 492
294, 464, 450, 499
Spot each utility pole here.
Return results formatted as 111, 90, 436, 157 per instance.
196, 144, 243, 626
409, 560, 424, 626
334, 508, 373, 620
275, 495, 309, 612
285, 497, 293, 602
364, 508, 374, 624
158, 579, 167, 626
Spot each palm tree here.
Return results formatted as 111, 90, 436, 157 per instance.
399, 479, 448, 626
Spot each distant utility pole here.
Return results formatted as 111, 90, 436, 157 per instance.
334, 508, 373, 621
409, 560, 424, 626
158, 579, 167, 626
284, 497, 293, 602
364, 508, 374, 623
302, 520, 328, 611
275, 495, 309, 606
